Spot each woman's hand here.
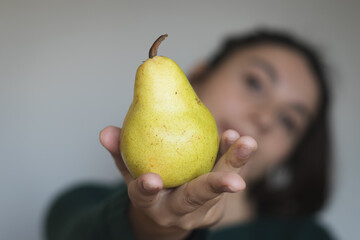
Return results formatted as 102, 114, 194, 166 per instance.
100, 126, 257, 240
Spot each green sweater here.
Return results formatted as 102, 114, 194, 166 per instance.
44, 183, 333, 240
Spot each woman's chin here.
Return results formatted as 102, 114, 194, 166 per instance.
240, 161, 264, 184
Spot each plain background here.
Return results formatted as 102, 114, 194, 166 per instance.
1, 0, 359, 239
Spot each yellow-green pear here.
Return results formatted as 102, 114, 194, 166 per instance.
120, 34, 219, 188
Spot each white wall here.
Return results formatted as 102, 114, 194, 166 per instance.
1, 0, 359, 239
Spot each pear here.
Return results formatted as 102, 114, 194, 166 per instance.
120, 34, 219, 188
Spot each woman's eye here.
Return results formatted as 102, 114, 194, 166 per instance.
279, 113, 296, 133
244, 74, 263, 92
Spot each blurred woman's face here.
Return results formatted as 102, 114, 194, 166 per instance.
193, 44, 320, 182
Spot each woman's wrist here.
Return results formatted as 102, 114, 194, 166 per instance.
128, 202, 191, 240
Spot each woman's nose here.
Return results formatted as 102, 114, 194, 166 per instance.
250, 106, 275, 135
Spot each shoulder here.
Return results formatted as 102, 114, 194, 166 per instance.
50, 182, 124, 206
45, 182, 131, 240
208, 215, 334, 240
45, 181, 126, 224
291, 217, 333, 240
265, 215, 334, 240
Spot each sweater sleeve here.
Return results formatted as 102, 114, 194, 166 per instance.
44, 182, 208, 240
45, 183, 135, 240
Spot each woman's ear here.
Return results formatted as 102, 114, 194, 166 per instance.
187, 61, 208, 84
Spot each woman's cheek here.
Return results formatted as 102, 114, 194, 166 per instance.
263, 134, 293, 167
241, 135, 292, 182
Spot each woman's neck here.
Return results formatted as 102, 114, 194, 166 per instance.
210, 191, 256, 230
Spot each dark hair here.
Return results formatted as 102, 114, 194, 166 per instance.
194, 29, 332, 218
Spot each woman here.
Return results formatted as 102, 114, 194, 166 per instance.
45, 29, 333, 240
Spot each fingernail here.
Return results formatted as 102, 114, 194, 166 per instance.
223, 185, 240, 193
238, 146, 252, 159
142, 181, 155, 191
226, 139, 235, 147
226, 132, 238, 146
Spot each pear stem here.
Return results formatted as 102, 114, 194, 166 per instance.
149, 34, 168, 58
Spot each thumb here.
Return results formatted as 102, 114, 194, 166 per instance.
100, 126, 133, 184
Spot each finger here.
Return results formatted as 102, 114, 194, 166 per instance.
127, 173, 163, 208
99, 126, 133, 183
168, 171, 245, 215
219, 129, 240, 155
214, 136, 257, 172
